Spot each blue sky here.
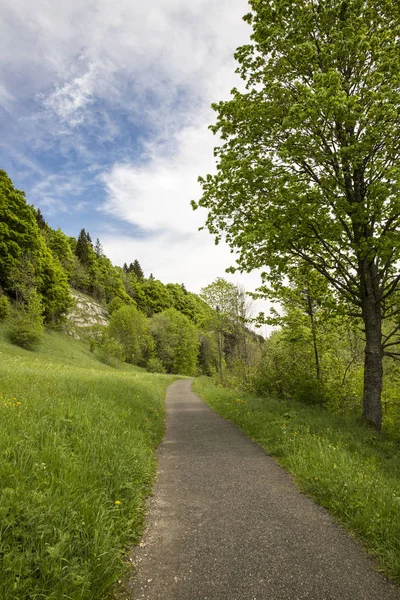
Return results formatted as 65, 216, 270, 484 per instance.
1, 0, 269, 319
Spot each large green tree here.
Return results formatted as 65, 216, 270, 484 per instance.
193, 0, 400, 430
150, 308, 199, 375
0, 171, 71, 325
108, 305, 153, 365
200, 278, 248, 381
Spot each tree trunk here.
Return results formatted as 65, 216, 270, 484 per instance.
218, 331, 224, 382
360, 260, 383, 430
306, 290, 320, 381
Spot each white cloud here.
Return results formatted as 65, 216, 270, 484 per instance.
100, 119, 216, 234
41, 65, 96, 127
1, 0, 250, 134
1, 0, 273, 326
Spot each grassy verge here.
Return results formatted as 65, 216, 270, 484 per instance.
194, 376, 400, 582
0, 326, 177, 599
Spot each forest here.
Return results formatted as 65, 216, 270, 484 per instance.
0, 169, 263, 381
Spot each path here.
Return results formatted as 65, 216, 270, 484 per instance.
126, 379, 400, 600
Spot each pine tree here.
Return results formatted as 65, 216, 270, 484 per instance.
94, 238, 103, 257
132, 259, 144, 280
35, 208, 47, 230
75, 229, 91, 266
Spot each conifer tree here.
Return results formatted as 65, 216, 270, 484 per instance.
35, 208, 47, 230
132, 259, 144, 280
94, 238, 103, 258
75, 229, 92, 266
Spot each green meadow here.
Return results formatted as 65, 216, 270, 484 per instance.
0, 326, 177, 600
194, 377, 400, 582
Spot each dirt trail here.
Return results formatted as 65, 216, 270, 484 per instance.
126, 379, 400, 600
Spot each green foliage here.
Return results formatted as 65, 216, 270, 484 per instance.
251, 319, 364, 411
146, 357, 167, 374
6, 293, 44, 350
134, 278, 174, 316
0, 292, 10, 321
200, 278, 257, 381
198, 332, 219, 376
75, 228, 93, 266
101, 333, 125, 368
0, 324, 176, 599
35, 208, 47, 230
108, 305, 153, 366
0, 171, 71, 327
131, 259, 144, 279
38, 244, 72, 326
94, 237, 103, 257
194, 376, 400, 582
151, 308, 200, 375
107, 296, 126, 315
45, 227, 75, 279
70, 256, 91, 292
0, 170, 43, 293
194, 0, 400, 429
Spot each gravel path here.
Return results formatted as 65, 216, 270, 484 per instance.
126, 379, 400, 600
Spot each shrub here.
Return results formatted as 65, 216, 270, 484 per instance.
146, 357, 167, 374
0, 293, 10, 321
107, 296, 125, 316
101, 335, 124, 368
6, 294, 44, 350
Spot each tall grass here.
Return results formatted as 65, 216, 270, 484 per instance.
0, 326, 176, 599
194, 376, 400, 582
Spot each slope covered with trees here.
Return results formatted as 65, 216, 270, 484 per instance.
0, 169, 261, 378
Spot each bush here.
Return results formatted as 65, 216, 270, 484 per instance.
6, 295, 44, 350
101, 335, 125, 368
0, 293, 10, 321
146, 357, 167, 374
107, 296, 125, 316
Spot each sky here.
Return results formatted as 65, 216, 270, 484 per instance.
1, 0, 270, 325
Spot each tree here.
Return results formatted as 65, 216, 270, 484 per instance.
262, 261, 336, 382
193, 0, 400, 430
94, 238, 103, 258
150, 308, 200, 375
108, 305, 153, 366
131, 259, 144, 280
45, 228, 75, 279
134, 278, 173, 316
75, 229, 93, 267
6, 290, 44, 350
0, 170, 42, 293
0, 171, 71, 326
200, 278, 244, 381
35, 208, 47, 230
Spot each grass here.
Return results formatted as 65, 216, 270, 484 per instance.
193, 376, 400, 583
0, 325, 177, 600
